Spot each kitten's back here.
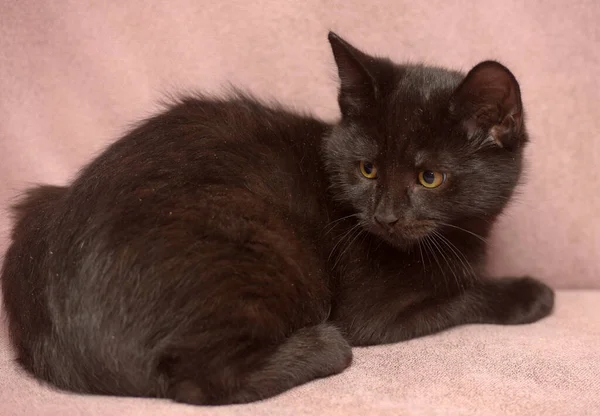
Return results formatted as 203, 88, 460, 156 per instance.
1, 95, 340, 402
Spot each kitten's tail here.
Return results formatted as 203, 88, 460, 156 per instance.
10, 185, 67, 236
12, 184, 67, 213
2, 184, 68, 380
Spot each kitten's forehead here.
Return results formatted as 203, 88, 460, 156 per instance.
381, 66, 465, 144
395, 65, 463, 104
377, 66, 467, 162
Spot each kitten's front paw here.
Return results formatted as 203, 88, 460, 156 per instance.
495, 276, 555, 325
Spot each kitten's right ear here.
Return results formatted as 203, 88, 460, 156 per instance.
328, 32, 378, 117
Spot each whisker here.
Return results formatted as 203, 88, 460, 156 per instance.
432, 230, 471, 290
428, 233, 456, 293
436, 222, 488, 243
420, 237, 432, 271
417, 239, 425, 268
423, 235, 443, 279
321, 213, 359, 236
440, 234, 462, 287
436, 231, 478, 284
332, 226, 365, 270
327, 222, 362, 263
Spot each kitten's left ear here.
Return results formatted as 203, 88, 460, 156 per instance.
449, 61, 524, 150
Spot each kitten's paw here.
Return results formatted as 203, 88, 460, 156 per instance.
495, 276, 555, 324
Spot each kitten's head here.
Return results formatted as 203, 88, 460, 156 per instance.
323, 32, 527, 247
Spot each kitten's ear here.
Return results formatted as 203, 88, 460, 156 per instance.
450, 61, 524, 150
328, 32, 378, 117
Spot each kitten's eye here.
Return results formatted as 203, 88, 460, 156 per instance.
359, 161, 377, 179
418, 170, 446, 188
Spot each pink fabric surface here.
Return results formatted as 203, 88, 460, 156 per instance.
1, 1, 600, 415
2, 291, 600, 415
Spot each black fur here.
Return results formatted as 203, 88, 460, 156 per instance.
1, 32, 553, 405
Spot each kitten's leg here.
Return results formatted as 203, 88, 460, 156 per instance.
161, 323, 351, 405
338, 276, 554, 346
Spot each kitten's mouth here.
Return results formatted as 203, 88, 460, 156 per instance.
369, 220, 436, 245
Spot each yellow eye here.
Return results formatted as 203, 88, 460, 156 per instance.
418, 170, 446, 188
359, 161, 377, 179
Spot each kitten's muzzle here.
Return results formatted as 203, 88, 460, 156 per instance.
372, 216, 436, 241
373, 214, 399, 233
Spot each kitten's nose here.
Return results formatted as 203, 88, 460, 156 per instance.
374, 214, 399, 231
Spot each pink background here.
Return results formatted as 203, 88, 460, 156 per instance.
1, 1, 599, 289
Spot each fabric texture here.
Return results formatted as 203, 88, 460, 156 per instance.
1, 0, 599, 414
1, 291, 599, 415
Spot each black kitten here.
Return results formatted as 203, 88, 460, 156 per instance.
1, 32, 554, 405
